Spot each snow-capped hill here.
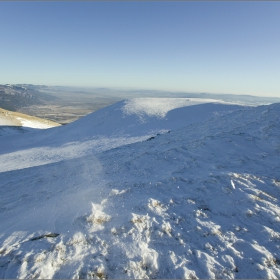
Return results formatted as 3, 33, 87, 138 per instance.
122, 98, 235, 118
49, 98, 244, 140
0, 98, 243, 171
1, 99, 280, 279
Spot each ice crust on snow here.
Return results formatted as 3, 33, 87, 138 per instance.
0, 98, 280, 279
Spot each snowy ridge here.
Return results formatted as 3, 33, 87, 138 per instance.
0, 99, 242, 164
0, 98, 280, 279
122, 98, 237, 119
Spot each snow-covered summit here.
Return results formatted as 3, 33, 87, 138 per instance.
0, 98, 280, 279
0, 98, 243, 171
122, 98, 237, 118
15, 97, 244, 141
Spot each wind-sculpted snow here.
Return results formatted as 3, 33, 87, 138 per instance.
122, 98, 233, 119
0, 98, 242, 154
0, 99, 280, 279
0, 136, 152, 173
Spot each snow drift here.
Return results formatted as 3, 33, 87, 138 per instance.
0, 98, 280, 279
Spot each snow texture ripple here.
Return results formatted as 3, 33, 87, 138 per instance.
0, 98, 280, 279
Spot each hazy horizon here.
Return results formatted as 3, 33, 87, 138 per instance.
1, 2, 280, 97
3, 83, 280, 100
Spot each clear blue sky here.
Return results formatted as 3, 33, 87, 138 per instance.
1, 2, 280, 97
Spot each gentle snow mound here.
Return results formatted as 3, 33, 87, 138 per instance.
122, 98, 234, 119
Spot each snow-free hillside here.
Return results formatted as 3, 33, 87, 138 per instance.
0, 98, 280, 279
0, 107, 60, 137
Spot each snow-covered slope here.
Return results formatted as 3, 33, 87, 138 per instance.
0, 107, 60, 137
0, 99, 242, 171
0, 98, 280, 279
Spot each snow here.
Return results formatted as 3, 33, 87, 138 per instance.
122, 98, 237, 119
0, 98, 280, 279
15, 117, 56, 129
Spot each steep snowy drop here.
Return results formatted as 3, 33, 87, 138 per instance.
0, 98, 280, 279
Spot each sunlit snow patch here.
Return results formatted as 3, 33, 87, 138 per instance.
122, 98, 232, 119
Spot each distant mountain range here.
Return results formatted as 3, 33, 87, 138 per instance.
0, 84, 58, 111
1, 84, 280, 125
0, 84, 122, 124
